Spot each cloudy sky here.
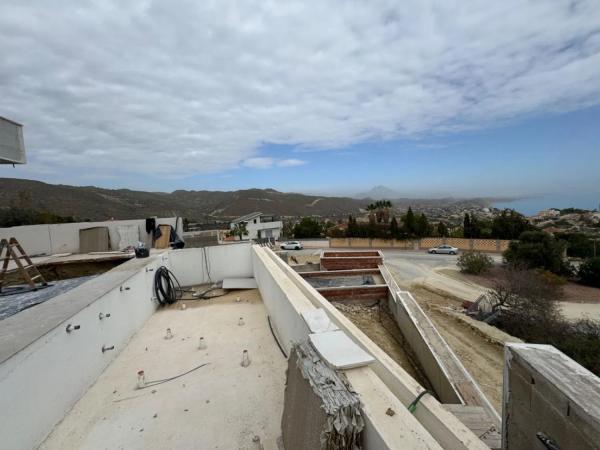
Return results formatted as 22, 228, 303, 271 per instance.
1, 0, 600, 199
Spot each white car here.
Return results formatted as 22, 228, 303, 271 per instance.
428, 245, 458, 255
280, 241, 303, 250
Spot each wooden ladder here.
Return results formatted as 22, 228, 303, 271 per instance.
0, 237, 48, 292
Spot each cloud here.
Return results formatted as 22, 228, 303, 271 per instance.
243, 157, 274, 169
276, 159, 307, 167
242, 157, 307, 169
1, 0, 600, 185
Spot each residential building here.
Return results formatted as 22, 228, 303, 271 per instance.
230, 212, 283, 240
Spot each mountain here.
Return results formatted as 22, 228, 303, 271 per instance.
355, 185, 402, 200
0, 178, 367, 222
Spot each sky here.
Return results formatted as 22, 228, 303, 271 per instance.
1, 0, 600, 200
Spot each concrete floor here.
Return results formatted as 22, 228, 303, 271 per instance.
41, 289, 286, 450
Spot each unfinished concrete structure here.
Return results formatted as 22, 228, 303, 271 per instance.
502, 344, 600, 449
0, 242, 597, 449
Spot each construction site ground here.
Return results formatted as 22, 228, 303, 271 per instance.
289, 249, 510, 413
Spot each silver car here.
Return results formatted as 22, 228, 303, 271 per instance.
428, 244, 458, 255
280, 241, 303, 250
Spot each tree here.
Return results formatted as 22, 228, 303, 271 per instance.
293, 217, 323, 238
402, 207, 416, 236
491, 209, 533, 239
578, 257, 600, 287
437, 221, 449, 237
232, 222, 247, 240
485, 269, 563, 341
463, 213, 472, 238
366, 204, 377, 224
390, 216, 399, 238
415, 213, 430, 237
504, 231, 571, 275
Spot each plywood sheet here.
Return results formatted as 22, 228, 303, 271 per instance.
79, 227, 109, 253
153, 225, 171, 249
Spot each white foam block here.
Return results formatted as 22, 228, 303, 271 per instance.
302, 309, 340, 333
222, 278, 258, 289
309, 330, 374, 370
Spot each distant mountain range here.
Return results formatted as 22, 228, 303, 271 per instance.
355, 185, 402, 200
0, 178, 368, 222
0, 178, 500, 223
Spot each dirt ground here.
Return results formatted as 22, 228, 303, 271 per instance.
408, 286, 505, 412
332, 302, 432, 390
443, 266, 600, 304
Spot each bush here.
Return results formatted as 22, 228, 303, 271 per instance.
578, 257, 600, 287
535, 269, 567, 286
457, 251, 494, 274
485, 269, 600, 375
504, 231, 572, 275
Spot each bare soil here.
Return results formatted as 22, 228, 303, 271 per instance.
443, 266, 600, 304
332, 302, 432, 390
408, 286, 505, 412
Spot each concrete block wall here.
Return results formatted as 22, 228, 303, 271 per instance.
503, 344, 600, 449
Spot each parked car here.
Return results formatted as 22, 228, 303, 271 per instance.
280, 241, 303, 250
428, 244, 458, 255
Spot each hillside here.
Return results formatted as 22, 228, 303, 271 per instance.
0, 178, 367, 222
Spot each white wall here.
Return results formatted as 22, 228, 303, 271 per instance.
0, 217, 183, 255
0, 254, 169, 450
252, 246, 313, 354
168, 243, 254, 287
0, 243, 256, 450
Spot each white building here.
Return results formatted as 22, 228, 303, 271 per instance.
230, 212, 283, 240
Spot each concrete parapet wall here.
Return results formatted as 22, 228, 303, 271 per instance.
379, 264, 500, 426
503, 344, 600, 450
259, 247, 489, 450
168, 243, 253, 287
0, 254, 169, 450
330, 237, 510, 253
0, 217, 182, 255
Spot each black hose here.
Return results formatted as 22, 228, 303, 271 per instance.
138, 362, 210, 389
408, 390, 436, 414
154, 266, 183, 305
268, 315, 287, 358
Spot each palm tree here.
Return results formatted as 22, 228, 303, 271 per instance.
232, 222, 248, 240
366, 203, 377, 224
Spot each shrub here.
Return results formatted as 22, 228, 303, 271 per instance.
504, 231, 572, 275
485, 269, 600, 375
535, 269, 567, 286
486, 269, 563, 341
457, 251, 494, 274
578, 257, 600, 287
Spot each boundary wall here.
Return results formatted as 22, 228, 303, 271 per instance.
330, 237, 510, 253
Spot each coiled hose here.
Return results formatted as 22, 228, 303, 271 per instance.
154, 266, 183, 305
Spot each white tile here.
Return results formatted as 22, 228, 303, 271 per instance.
309, 330, 374, 369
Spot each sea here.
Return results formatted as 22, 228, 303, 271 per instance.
493, 192, 600, 216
